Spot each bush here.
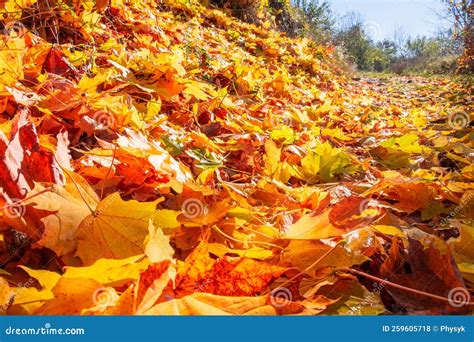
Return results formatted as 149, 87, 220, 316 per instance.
206, 0, 468, 74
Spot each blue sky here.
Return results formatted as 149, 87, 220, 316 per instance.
328, 0, 448, 41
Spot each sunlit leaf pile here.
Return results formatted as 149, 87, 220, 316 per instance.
0, 0, 473, 315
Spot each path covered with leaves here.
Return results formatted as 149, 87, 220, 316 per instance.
0, 0, 472, 315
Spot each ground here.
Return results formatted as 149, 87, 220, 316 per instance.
0, 0, 472, 316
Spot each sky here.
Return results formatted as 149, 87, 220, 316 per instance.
328, 0, 449, 41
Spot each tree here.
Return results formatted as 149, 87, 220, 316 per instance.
392, 27, 409, 58
441, 0, 473, 72
291, 0, 334, 43
333, 12, 375, 70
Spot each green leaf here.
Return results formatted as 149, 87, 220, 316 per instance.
297, 142, 357, 183
270, 126, 296, 144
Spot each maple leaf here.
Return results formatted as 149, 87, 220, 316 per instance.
22, 172, 99, 256
43, 46, 79, 78
380, 231, 470, 314
282, 240, 368, 277
75, 193, 161, 265
450, 224, 474, 285
62, 255, 149, 287
362, 175, 444, 213
143, 292, 275, 315
0, 109, 65, 199
296, 142, 358, 183
315, 279, 386, 315
136, 260, 174, 314
328, 196, 386, 230
175, 240, 216, 294
0, 277, 14, 314
0, 36, 24, 85
144, 220, 174, 263
35, 277, 104, 315
196, 258, 287, 297
0, 0, 472, 317
7, 267, 60, 314
283, 210, 347, 240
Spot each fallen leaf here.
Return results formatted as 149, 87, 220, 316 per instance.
144, 220, 174, 263
63, 255, 149, 287
75, 193, 160, 265
143, 292, 275, 315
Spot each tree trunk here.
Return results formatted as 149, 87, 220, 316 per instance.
458, 25, 474, 73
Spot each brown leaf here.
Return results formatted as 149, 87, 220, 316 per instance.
282, 240, 368, 277
380, 231, 469, 314
43, 47, 79, 79
329, 196, 385, 230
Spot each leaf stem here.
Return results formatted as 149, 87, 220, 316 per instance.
337, 267, 474, 306
264, 241, 344, 295
211, 225, 284, 250
53, 156, 95, 215
100, 144, 117, 199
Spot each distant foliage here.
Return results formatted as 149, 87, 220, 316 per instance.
209, 0, 472, 74
290, 0, 334, 43
208, 0, 264, 24
288, 1, 468, 74
441, 0, 473, 73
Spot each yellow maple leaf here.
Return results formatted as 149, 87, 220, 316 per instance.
75, 193, 161, 265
